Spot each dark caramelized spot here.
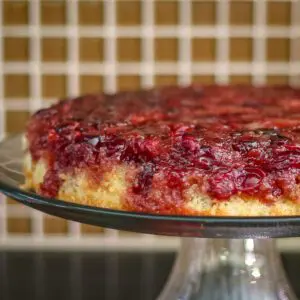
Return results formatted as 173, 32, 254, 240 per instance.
26, 85, 300, 212
133, 163, 156, 195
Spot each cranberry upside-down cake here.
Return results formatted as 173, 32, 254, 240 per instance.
24, 85, 300, 216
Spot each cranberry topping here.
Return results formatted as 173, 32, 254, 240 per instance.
26, 85, 300, 212
40, 169, 62, 198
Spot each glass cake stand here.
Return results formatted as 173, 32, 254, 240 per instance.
1, 135, 300, 300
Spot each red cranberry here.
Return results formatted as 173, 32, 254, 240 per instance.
73, 131, 82, 142
170, 124, 193, 137
105, 137, 126, 157
286, 145, 300, 152
142, 137, 161, 158
47, 129, 59, 142
198, 145, 214, 157
238, 168, 265, 191
59, 143, 94, 168
132, 163, 155, 194
40, 169, 62, 198
272, 150, 300, 170
181, 135, 199, 153
197, 156, 213, 170
208, 169, 236, 199
120, 137, 161, 162
166, 171, 182, 189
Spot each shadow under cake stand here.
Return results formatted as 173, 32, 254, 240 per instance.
0, 135, 299, 300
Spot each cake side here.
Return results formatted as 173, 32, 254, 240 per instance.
23, 85, 300, 216
24, 151, 300, 216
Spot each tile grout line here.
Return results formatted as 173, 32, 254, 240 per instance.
141, 0, 154, 88
29, 0, 44, 240
0, 0, 7, 242
67, 0, 81, 238
252, 0, 267, 85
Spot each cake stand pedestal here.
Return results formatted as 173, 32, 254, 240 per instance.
0, 135, 299, 300
158, 238, 296, 300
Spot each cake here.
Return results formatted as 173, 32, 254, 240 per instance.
24, 85, 300, 216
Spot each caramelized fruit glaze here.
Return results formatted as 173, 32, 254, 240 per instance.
26, 85, 300, 213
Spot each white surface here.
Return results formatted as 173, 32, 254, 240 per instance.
1, 236, 300, 253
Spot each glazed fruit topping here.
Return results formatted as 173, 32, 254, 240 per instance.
26, 85, 300, 207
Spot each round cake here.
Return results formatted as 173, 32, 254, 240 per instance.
24, 85, 300, 216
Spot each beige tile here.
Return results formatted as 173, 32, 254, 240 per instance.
230, 75, 252, 84
80, 75, 104, 94
155, 38, 178, 61
42, 38, 67, 62
230, 2, 253, 25
7, 217, 32, 234
155, 1, 178, 25
117, 75, 141, 91
3, 1, 28, 25
4, 37, 29, 61
192, 38, 215, 61
155, 75, 178, 86
79, 38, 104, 62
230, 38, 253, 61
117, 1, 141, 25
6, 111, 31, 134
41, 2, 66, 25
78, 1, 104, 25
117, 38, 141, 61
5, 74, 30, 98
267, 2, 291, 25
192, 1, 216, 25
267, 38, 290, 61
81, 224, 104, 235
267, 75, 289, 84
192, 75, 215, 85
42, 75, 67, 98
43, 216, 69, 235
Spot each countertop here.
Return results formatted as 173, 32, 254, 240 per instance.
1, 251, 300, 300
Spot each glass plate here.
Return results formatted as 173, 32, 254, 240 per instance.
1, 134, 300, 238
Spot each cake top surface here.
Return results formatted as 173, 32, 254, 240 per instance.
26, 85, 300, 207
29, 84, 300, 140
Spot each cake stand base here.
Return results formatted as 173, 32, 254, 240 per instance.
158, 238, 297, 300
